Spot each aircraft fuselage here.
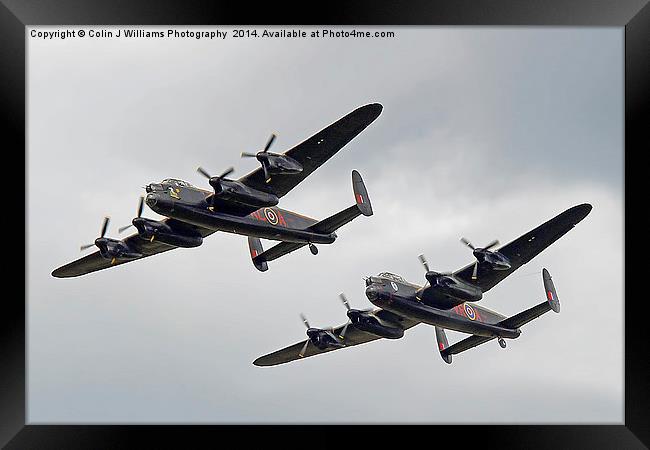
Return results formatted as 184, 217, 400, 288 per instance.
364, 274, 520, 339
145, 180, 336, 244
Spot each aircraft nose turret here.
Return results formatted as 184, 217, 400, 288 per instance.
365, 284, 389, 306
146, 193, 157, 207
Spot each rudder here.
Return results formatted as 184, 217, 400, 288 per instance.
542, 268, 560, 313
352, 170, 372, 217
248, 237, 268, 272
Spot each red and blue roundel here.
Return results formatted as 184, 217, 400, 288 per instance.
264, 208, 279, 225
464, 304, 477, 321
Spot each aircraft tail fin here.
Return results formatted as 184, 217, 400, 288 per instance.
247, 237, 268, 272
543, 268, 560, 313
308, 170, 373, 235
352, 170, 373, 217
435, 327, 452, 364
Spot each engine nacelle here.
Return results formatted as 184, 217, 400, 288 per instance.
348, 310, 404, 339
211, 179, 279, 208
478, 250, 511, 271
132, 218, 203, 248
262, 153, 303, 176
306, 328, 344, 350
95, 238, 142, 260
425, 272, 482, 302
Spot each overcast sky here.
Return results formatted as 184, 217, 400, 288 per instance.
27, 26, 623, 423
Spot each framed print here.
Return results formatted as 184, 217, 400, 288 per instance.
2, 0, 647, 447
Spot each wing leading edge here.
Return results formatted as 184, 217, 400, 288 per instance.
253, 310, 419, 367
52, 221, 216, 278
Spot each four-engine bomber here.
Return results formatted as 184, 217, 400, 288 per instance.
254, 203, 592, 366
52, 103, 383, 278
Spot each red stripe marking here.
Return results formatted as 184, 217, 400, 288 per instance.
356, 193, 363, 204
438, 342, 444, 351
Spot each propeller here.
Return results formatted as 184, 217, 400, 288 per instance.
460, 237, 499, 252
241, 134, 277, 183
460, 237, 500, 280
340, 293, 351, 311
418, 254, 431, 272
338, 293, 353, 339
196, 167, 235, 203
418, 254, 452, 285
196, 166, 234, 184
241, 133, 276, 158
80, 216, 110, 251
299, 313, 311, 358
118, 197, 145, 233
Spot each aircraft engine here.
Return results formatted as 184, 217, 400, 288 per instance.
241, 134, 303, 183
118, 198, 203, 248
196, 166, 279, 208
339, 294, 404, 339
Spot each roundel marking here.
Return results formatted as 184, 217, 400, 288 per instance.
264, 208, 279, 225
547, 290, 554, 301
464, 303, 477, 321
391, 281, 398, 291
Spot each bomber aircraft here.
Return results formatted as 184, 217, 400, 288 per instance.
52, 103, 382, 278
253, 203, 591, 366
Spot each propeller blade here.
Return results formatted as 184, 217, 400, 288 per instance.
460, 237, 475, 250
263, 133, 276, 152
100, 217, 110, 238
418, 254, 430, 272
218, 167, 234, 179
472, 262, 478, 280
339, 321, 350, 339
240, 152, 258, 158
300, 313, 310, 329
118, 224, 133, 233
484, 239, 500, 250
137, 196, 144, 218
339, 293, 351, 311
262, 163, 270, 183
196, 167, 211, 179
80, 243, 94, 251
299, 340, 309, 358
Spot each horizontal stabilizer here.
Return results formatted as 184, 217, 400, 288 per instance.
441, 268, 561, 361
251, 241, 306, 267
309, 170, 373, 234
249, 171, 373, 268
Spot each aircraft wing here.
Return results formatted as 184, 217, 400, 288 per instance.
52, 220, 216, 278
453, 204, 592, 293
238, 103, 382, 198
253, 310, 419, 367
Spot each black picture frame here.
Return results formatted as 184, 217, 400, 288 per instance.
2, 1, 646, 447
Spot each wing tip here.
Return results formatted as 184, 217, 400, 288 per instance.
252, 356, 275, 367
569, 203, 593, 222
51, 267, 70, 278
355, 102, 383, 121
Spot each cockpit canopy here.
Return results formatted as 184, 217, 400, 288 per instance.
161, 178, 193, 188
366, 271, 419, 288
377, 272, 406, 283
